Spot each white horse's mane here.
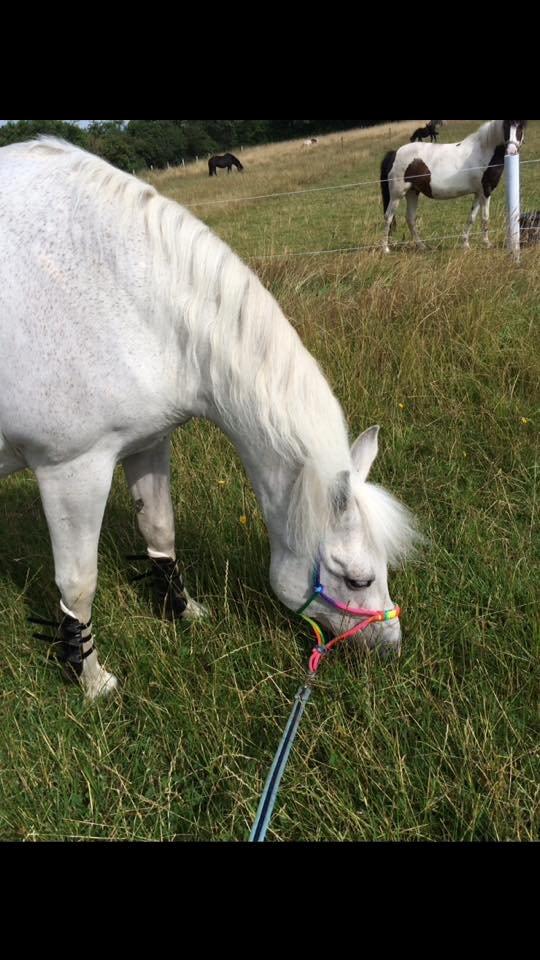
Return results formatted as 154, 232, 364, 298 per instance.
354, 479, 420, 568
17, 136, 417, 563
463, 120, 502, 148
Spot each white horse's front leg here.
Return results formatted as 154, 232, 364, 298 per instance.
123, 436, 208, 622
481, 195, 492, 248
464, 197, 481, 249
406, 190, 425, 249
35, 453, 118, 701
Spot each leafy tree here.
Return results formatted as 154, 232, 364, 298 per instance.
0, 119, 86, 147
126, 120, 187, 168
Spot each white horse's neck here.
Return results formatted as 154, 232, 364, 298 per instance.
224, 427, 301, 549
203, 356, 351, 560
467, 120, 504, 153
192, 277, 352, 555
142, 205, 354, 556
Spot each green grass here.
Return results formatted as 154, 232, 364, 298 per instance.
0, 122, 538, 841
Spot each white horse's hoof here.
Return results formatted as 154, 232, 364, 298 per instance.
81, 667, 119, 701
183, 597, 210, 621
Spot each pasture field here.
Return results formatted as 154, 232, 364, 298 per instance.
0, 121, 538, 842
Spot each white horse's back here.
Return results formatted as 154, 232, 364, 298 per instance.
389, 139, 483, 198
0, 139, 195, 470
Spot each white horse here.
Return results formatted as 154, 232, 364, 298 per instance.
0, 137, 418, 701
381, 120, 527, 253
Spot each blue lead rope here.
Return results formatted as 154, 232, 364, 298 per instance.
249, 683, 313, 843
248, 568, 402, 842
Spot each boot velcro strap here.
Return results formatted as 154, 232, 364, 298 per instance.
62, 642, 95, 664
60, 616, 95, 677
129, 556, 189, 619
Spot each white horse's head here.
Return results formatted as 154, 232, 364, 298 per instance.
270, 426, 419, 657
503, 120, 527, 154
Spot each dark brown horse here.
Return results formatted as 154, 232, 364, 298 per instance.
410, 121, 443, 143
208, 153, 244, 177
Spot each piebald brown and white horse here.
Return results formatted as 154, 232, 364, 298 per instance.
0, 138, 418, 700
381, 120, 527, 253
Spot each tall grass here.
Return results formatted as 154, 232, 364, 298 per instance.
0, 122, 538, 841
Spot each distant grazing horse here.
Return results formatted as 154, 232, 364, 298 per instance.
381, 120, 527, 253
0, 137, 417, 700
410, 121, 443, 143
208, 153, 244, 177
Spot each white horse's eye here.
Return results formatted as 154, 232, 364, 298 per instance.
345, 577, 374, 591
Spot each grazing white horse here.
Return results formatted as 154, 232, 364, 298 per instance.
0, 138, 418, 700
381, 120, 527, 253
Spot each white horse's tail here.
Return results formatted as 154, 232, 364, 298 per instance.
381, 151, 397, 233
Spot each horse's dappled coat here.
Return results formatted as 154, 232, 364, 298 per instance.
0, 137, 417, 699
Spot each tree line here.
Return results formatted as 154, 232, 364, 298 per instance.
0, 119, 399, 172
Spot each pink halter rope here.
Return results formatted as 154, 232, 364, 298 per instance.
297, 563, 401, 674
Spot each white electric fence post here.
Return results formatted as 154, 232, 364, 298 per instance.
505, 147, 521, 262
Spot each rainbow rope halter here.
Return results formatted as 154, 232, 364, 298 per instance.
296, 563, 401, 674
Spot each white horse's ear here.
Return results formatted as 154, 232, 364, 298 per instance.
351, 426, 380, 481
